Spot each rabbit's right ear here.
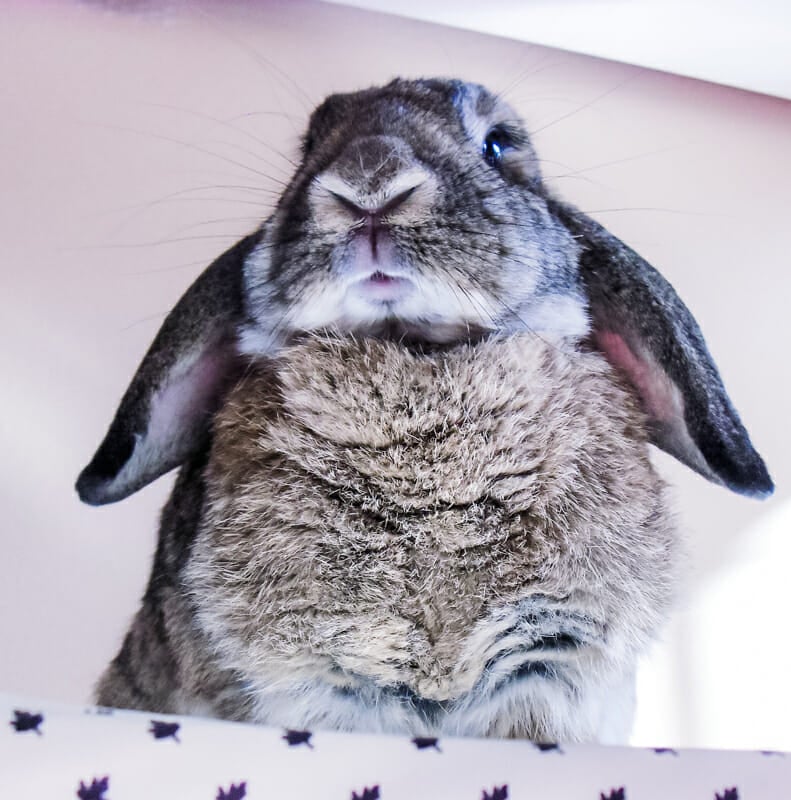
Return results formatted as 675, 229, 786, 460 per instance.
549, 199, 772, 498
76, 232, 262, 506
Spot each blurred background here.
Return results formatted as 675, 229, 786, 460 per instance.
1, 0, 789, 750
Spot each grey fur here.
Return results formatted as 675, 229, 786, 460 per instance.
81, 78, 772, 741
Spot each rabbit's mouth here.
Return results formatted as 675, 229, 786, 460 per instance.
339, 229, 415, 302
353, 270, 415, 304
324, 258, 502, 343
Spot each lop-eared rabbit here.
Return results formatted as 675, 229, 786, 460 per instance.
77, 79, 772, 744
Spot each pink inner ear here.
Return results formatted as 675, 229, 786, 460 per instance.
146, 342, 237, 462
594, 330, 682, 425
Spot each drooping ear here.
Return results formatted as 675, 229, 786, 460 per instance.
550, 199, 773, 498
76, 232, 262, 506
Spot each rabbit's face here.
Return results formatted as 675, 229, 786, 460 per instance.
240, 79, 588, 352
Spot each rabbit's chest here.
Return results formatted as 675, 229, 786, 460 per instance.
192, 427, 554, 699
186, 334, 671, 711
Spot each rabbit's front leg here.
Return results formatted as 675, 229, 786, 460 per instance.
442, 596, 636, 743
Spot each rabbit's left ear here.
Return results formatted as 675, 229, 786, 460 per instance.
76, 232, 261, 506
551, 200, 773, 498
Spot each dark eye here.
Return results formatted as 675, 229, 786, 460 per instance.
482, 127, 514, 167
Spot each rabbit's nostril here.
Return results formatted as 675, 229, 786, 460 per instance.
329, 183, 420, 221
329, 190, 367, 219
379, 185, 419, 216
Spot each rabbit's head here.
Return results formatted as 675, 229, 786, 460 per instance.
76, 78, 773, 506
240, 79, 584, 352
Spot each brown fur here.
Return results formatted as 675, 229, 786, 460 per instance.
175, 333, 676, 730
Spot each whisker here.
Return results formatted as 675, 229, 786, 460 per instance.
135, 100, 300, 169
200, 138, 295, 177
192, 8, 315, 123
163, 216, 265, 236
580, 206, 724, 218
228, 109, 303, 123
561, 144, 682, 177
65, 233, 247, 251
121, 257, 225, 277
94, 183, 279, 221
80, 120, 292, 188
120, 311, 170, 333
531, 77, 638, 136
496, 52, 568, 100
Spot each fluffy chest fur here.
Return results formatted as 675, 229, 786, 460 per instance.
185, 334, 677, 740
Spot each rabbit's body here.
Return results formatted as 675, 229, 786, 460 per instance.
82, 78, 770, 744
97, 333, 675, 742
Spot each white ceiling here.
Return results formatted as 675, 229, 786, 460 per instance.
321, 0, 791, 100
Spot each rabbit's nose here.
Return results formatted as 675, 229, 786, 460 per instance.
312, 163, 436, 233
327, 180, 422, 262
327, 181, 420, 221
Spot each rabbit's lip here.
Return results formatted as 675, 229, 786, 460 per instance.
351, 270, 415, 303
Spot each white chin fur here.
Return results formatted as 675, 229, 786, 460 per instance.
239, 249, 590, 356
518, 293, 590, 340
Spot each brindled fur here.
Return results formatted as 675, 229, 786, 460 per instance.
95, 332, 677, 742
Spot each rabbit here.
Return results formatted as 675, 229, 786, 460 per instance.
76, 78, 773, 744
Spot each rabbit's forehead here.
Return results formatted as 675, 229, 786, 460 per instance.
303, 81, 454, 147
304, 78, 525, 153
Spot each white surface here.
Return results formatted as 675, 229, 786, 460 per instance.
1, 0, 790, 752
321, 0, 791, 100
3, 693, 789, 799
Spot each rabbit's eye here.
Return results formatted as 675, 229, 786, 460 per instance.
482, 127, 514, 167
